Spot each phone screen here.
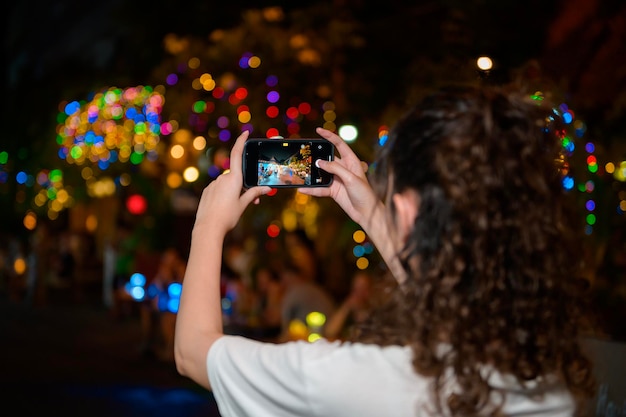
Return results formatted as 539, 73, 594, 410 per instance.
243, 139, 334, 188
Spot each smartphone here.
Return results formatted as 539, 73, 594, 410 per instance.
243, 138, 334, 188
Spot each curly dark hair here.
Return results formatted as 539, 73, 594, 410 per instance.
354, 85, 596, 415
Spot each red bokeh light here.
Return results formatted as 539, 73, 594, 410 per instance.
267, 224, 280, 238
266, 128, 280, 138
126, 194, 147, 215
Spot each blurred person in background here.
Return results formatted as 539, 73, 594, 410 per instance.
283, 228, 320, 284
139, 246, 186, 362
277, 260, 335, 342
175, 85, 596, 416
324, 269, 375, 342
248, 261, 284, 340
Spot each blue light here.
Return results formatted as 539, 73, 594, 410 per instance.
85, 131, 96, 145
353, 245, 365, 257
562, 176, 574, 190
16, 171, 28, 184
130, 286, 146, 301
168, 282, 182, 298
167, 299, 180, 314
130, 272, 146, 287
562, 112, 573, 124
157, 294, 169, 312
147, 283, 159, 299
64, 101, 81, 115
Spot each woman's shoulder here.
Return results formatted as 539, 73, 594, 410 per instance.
213, 335, 414, 371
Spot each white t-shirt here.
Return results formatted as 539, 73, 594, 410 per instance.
207, 335, 575, 417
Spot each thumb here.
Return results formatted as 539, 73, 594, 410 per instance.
240, 186, 272, 206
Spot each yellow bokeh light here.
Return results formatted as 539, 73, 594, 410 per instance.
238, 111, 251, 123
615, 161, 626, 182
166, 172, 183, 189
23, 211, 37, 230
288, 319, 308, 340
322, 121, 336, 132
306, 311, 326, 328
56, 189, 69, 204
605, 162, 615, 174
294, 192, 310, 205
323, 110, 336, 122
353, 229, 366, 243
282, 208, 298, 231
188, 57, 200, 69
477, 56, 493, 70
47, 209, 59, 220
34, 193, 47, 207
170, 144, 185, 159
262, 6, 284, 22
173, 128, 192, 145
191, 78, 202, 91
85, 214, 98, 232
50, 199, 63, 212
183, 166, 200, 183
248, 56, 261, 68
290, 34, 308, 49
14, 257, 27, 275
356, 257, 370, 270
308, 333, 322, 343
203, 79, 216, 91
193, 136, 207, 151
81, 166, 94, 180
298, 49, 320, 66
88, 177, 116, 198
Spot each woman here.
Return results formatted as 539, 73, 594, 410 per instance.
175, 85, 596, 416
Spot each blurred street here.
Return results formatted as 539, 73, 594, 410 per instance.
0, 284, 221, 417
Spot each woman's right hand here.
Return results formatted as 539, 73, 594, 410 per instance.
300, 128, 407, 285
297, 127, 383, 234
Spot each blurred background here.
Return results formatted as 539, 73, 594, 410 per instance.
1, 0, 626, 415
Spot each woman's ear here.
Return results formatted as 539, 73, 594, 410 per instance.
392, 190, 420, 244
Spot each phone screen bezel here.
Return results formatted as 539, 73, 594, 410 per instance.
242, 139, 334, 188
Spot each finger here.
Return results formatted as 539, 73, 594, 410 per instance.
315, 127, 359, 162
240, 186, 271, 206
314, 158, 361, 183
229, 130, 250, 172
297, 186, 329, 197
